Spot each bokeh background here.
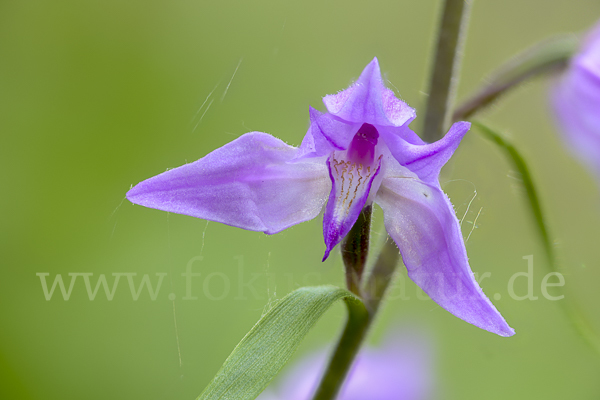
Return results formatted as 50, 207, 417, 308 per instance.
2, 0, 600, 399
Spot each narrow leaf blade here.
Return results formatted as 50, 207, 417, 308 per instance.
198, 285, 364, 400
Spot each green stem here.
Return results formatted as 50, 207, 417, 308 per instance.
362, 239, 401, 314
312, 230, 400, 400
473, 120, 600, 357
341, 206, 373, 297
311, 239, 400, 400
311, 299, 370, 400
453, 35, 577, 121
422, 0, 472, 142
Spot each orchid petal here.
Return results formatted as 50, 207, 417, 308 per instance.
127, 132, 330, 234
383, 124, 427, 146
323, 58, 416, 127
322, 155, 382, 260
375, 172, 514, 337
380, 122, 470, 184
579, 21, 600, 75
296, 107, 359, 159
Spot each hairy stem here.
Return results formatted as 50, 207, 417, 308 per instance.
341, 206, 372, 296
362, 239, 401, 314
453, 35, 577, 121
422, 0, 472, 142
473, 120, 600, 356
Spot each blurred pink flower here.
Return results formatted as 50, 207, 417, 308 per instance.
552, 21, 600, 179
257, 330, 434, 400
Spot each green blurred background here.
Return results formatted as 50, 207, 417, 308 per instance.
2, 0, 600, 398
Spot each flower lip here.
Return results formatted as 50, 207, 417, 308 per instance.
346, 123, 379, 165
322, 154, 383, 261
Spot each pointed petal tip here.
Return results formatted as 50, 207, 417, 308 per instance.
474, 319, 514, 337
125, 184, 142, 204
322, 58, 414, 128
499, 320, 516, 336
480, 316, 514, 337
308, 105, 321, 117
488, 324, 515, 337
360, 57, 382, 83
465, 301, 516, 337
447, 121, 471, 137
125, 188, 134, 202
322, 248, 331, 262
365, 56, 380, 71
500, 326, 516, 337
126, 179, 160, 207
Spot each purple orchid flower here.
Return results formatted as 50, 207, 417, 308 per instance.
552, 21, 600, 180
257, 330, 434, 400
127, 58, 514, 337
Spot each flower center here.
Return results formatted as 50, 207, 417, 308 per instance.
346, 123, 379, 165
328, 124, 382, 217
322, 125, 383, 260
328, 156, 381, 217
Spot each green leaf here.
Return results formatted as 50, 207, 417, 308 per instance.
472, 120, 555, 266
473, 120, 600, 356
197, 285, 366, 400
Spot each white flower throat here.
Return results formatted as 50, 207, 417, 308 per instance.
327, 123, 382, 218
